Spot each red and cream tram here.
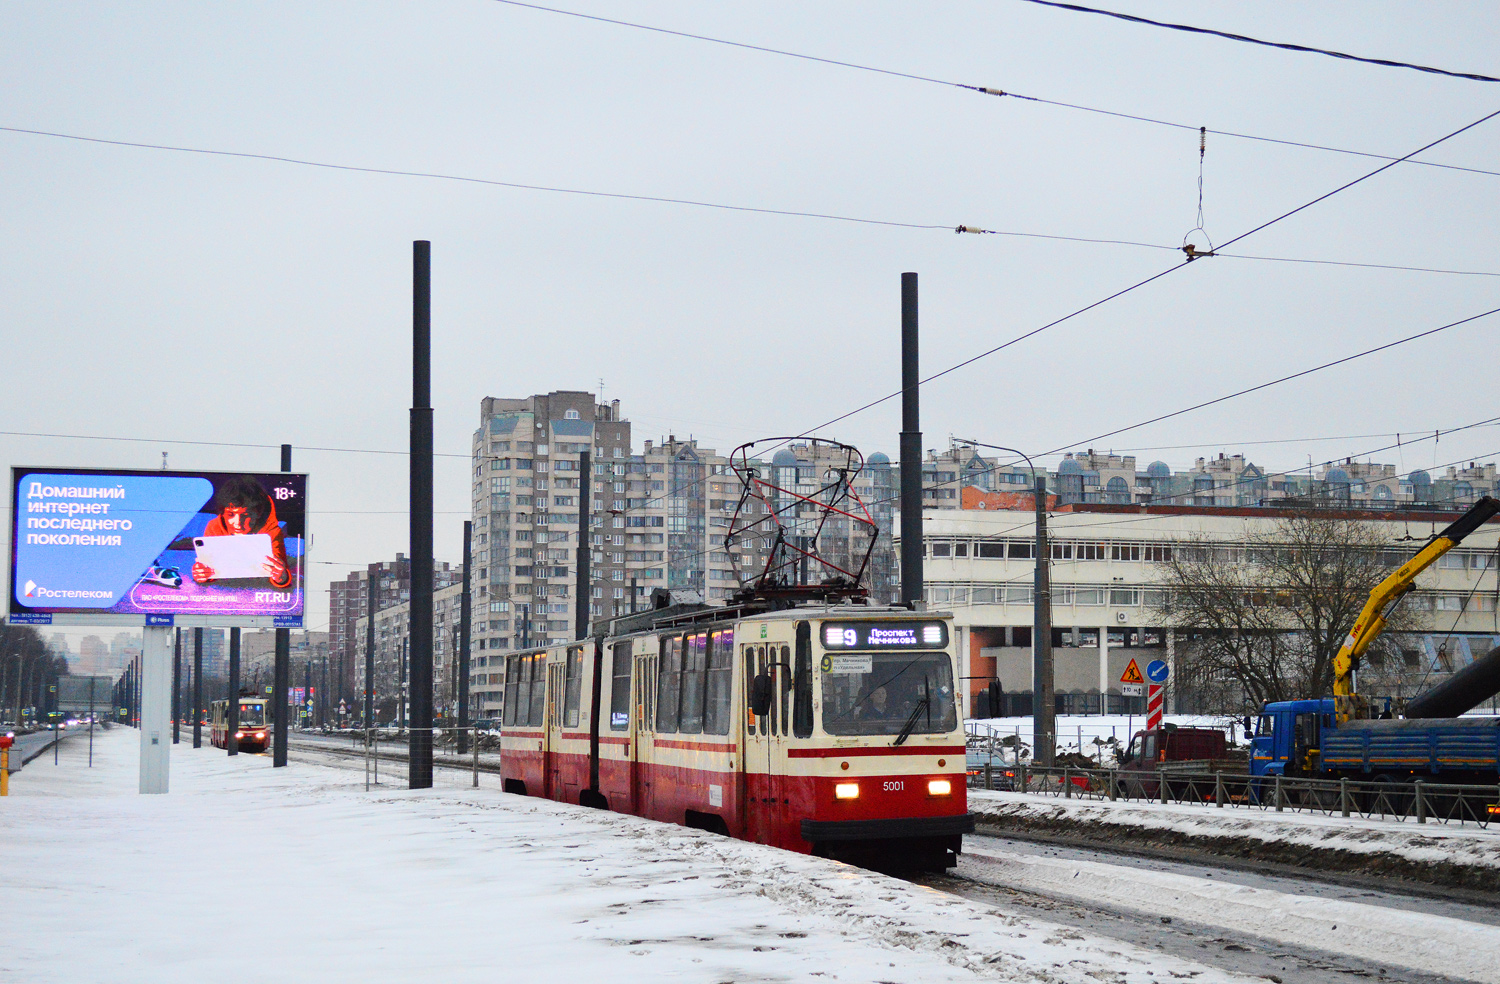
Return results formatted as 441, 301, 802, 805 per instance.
498, 603, 973, 870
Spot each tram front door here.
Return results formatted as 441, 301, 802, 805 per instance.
742, 642, 792, 846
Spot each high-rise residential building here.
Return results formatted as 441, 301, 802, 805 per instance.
471, 391, 636, 652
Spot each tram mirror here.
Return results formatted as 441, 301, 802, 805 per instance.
750, 674, 773, 716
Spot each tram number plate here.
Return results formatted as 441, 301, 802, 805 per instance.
883, 781, 904, 792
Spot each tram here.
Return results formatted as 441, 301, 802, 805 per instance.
210, 695, 271, 752
497, 602, 973, 870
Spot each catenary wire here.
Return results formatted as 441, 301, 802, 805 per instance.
489, 0, 1500, 180
6, 126, 1500, 278
786, 105, 1500, 444
1015, 0, 1500, 83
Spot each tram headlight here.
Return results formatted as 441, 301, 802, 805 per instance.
234, 731, 245, 739
834, 782, 860, 800
927, 779, 952, 796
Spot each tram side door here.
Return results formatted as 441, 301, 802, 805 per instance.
544, 659, 563, 800
742, 643, 792, 846
632, 650, 656, 818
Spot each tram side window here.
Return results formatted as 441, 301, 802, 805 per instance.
609, 641, 632, 731
656, 636, 682, 732
704, 630, 733, 735
564, 646, 584, 728
793, 623, 812, 738
503, 656, 520, 726
680, 633, 708, 735
527, 654, 546, 726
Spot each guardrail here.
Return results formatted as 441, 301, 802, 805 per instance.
968, 763, 1500, 829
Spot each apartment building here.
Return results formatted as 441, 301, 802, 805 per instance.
328, 554, 460, 704
353, 582, 467, 724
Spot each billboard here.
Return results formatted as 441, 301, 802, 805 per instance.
9, 467, 307, 627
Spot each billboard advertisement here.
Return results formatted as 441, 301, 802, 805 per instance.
9, 467, 307, 626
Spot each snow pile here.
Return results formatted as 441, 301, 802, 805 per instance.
970, 789, 1500, 873
5, 727, 1270, 984
965, 843, 1500, 983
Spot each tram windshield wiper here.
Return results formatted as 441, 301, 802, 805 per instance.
893, 693, 930, 747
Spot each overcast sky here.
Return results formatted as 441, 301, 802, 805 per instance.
4, 1, 1498, 633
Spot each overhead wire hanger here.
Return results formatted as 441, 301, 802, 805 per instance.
1182, 127, 1216, 260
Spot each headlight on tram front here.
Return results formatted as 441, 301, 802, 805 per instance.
927, 779, 952, 797
234, 731, 245, 739
834, 782, 860, 800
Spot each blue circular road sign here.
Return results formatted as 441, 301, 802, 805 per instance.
1145, 659, 1170, 683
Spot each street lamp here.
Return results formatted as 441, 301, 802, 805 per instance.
955, 439, 1054, 768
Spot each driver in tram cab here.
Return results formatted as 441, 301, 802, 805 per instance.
192, 475, 292, 588
855, 685, 892, 722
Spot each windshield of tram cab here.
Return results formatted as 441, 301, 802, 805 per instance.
239, 703, 266, 726
819, 623, 957, 737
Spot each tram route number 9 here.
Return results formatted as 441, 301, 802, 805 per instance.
883, 781, 904, 792
838, 628, 858, 647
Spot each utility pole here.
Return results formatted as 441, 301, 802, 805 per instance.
365, 569, 376, 730
192, 627, 203, 748
227, 628, 240, 757
408, 239, 435, 789
1033, 476, 1055, 767
899, 272, 924, 607
458, 519, 471, 754
273, 443, 292, 767
576, 450, 592, 640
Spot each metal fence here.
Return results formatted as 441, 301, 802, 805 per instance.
968, 762, 1500, 829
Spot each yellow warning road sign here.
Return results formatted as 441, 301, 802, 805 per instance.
1120, 658, 1145, 684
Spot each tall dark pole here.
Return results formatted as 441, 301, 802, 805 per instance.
172, 629, 181, 744
192, 627, 203, 748
409, 239, 435, 789
457, 520, 472, 754
365, 571, 376, 729
227, 627, 240, 757
273, 443, 292, 766
576, 450, 592, 640
899, 272, 924, 606
399, 636, 408, 730
1033, 477, 1055, 767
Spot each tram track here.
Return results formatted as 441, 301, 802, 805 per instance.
285, 733, 1497, 981
911, 834, 1499, 984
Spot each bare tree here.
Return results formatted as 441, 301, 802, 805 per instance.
1153, 515, 1412, 711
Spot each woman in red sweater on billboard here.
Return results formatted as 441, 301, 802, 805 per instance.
191, 475, 292, 588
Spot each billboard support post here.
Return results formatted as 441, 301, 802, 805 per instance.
409, 239, 435, 790
139, 625, 172, 793
272, 444, 292, 768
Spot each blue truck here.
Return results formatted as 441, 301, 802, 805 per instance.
1250, 496, 1500, 784
1250, 694, 1500, 784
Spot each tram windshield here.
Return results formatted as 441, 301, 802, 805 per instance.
821, 652, 957, 737
238, 703, 266, 726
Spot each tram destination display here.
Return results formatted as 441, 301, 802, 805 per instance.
9, 467, 307, 627
821, 620, 948, 650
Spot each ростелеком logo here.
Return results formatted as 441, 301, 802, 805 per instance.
24, 580, 37, 597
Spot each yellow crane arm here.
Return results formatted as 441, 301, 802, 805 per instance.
1333, 495, 1499, 721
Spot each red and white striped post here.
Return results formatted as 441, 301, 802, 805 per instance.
1145, 659, 1169, 731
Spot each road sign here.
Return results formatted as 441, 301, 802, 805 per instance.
1121, 682, 1145, 697
1145, 659, 1170, 683
1120, 659, 1144, 684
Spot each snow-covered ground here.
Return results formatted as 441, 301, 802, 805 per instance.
7, 727, 1283, 984
969, 789, 1500, 874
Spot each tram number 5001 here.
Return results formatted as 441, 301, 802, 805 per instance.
883, 781, 904, 792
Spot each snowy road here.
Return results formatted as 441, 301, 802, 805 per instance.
945, 834, 1500, 984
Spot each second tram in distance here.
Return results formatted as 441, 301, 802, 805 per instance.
210, 695, 271, 752
497, 602, 974, 870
